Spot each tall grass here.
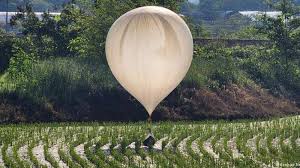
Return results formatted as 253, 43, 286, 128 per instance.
11, 57, 117, 103
3, 45, 254, 103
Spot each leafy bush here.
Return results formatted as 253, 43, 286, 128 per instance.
7, 47, 37, 86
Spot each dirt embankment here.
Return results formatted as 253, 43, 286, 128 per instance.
153, 84, 300, 120
0, 84, 299, 123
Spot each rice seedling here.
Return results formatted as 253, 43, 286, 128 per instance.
0, 116, 299, 167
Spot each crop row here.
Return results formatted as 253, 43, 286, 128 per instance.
0, 116, 299, 168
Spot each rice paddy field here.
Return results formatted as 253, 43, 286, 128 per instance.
0, 116, 299, 168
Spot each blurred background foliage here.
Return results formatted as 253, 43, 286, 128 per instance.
0, 0, 299, 122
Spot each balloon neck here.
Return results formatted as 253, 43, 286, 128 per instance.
147, 116, 152, 123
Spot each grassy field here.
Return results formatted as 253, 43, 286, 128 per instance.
0, 116, 299, 168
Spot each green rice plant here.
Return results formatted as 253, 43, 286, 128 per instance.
186, 135, 202, 164
58, 145, 81, 168
44, 141, 59, 168
69, 140, 90, 168
12, 141, 31, 168
84, 141, 108, 167
2, 143, 18, 168
0, 116, 299, 168
28, 140, 47, 168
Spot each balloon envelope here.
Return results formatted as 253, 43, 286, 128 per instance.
105, 6, 193, 116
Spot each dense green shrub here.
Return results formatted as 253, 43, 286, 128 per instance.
7, 47, 37, 86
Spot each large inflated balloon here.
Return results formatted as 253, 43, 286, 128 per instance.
105, 6, 193, 116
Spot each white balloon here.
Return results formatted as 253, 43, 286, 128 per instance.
105, 6, 193, 116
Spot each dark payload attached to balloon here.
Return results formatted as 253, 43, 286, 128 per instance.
105, 5, 192, 149
143, 128, 156, 148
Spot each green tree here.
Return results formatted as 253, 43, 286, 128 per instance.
73, 0, 184, 63
258, 0, 300, 70
10, 3, 85, 58
197, 0, 222, 20
254, 0, 300, 93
